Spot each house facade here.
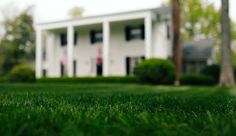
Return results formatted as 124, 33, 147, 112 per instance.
35, 7, 173, 78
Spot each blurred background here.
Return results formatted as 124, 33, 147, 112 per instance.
0, 0, 236, 79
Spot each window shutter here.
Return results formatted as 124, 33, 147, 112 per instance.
125, 26, 131, 41
42, 69, 47, 77
60, 63, 64, 77
166, 24, 170, 39
65, 34, 68, 45
60, 33, 67, 46
141, 25, 145, 40
74, 32, 78, 46
60, 33, 64, 46
90, 31, 95, 44
73, 60, 76, 76
126, 57, 130, 75
60, 34, 63, 46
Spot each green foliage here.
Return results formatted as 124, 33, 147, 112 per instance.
135, 59, 175, 84
68, 6, 84, 18
8, 65, 35, 83
231, 22, 236, 40
180, 74, 215, 86
38, 76, 137, 84
0, 84, 236, 135
0, 76, 7, 83
201, 65, 236, 83
168, 0, 236, 41
0, 7, 35, 76
201, 65, 220, 83
181, 0, 221, 40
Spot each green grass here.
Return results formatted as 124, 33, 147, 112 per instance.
1, 84, 236, 136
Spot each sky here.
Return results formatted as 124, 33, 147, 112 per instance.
0, 0, 235, 24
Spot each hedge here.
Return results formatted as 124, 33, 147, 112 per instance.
37, 76, 137, 84
180, 74, 215, 86
201, 65, 236, 83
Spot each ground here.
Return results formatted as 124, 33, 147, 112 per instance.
1, 83, 236, 136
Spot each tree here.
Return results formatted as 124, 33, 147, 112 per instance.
0, 6, 35, 76
219, 0, 235, 86
181, 0, 221, 40
68, 6, 84, 18
172, 0, 182, 84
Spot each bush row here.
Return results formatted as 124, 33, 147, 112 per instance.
179, 74, 215, 86
1, 60, 230, 86
134, 58, 216, 86
38, 76, 137, 84
201, 64, 236, 84
180, 64, 236, 85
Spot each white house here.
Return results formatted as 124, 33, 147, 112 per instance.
35, 6, 173, 78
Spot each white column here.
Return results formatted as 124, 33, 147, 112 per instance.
36, 29, 43, 78
67, 25, 74, 77
103, 21, 110, 76
46, 31, 55, 77
145, 13, 152, 59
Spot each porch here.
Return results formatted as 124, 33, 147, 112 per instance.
36, 12, 153, 78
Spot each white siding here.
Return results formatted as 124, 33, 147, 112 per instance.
74, 25, 103, 76
109, 20, 145, 76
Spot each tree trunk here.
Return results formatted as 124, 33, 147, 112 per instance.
219, 0, 235, 86
172, 0, 182, 84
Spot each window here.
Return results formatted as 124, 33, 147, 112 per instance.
125, 25, 145, 41
90, 30, 103, 44
60, 33, 67, 46
184, 60, 207, 74
74, 32, 78, 46
60, 32, 78, 46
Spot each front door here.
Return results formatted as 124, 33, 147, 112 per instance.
96, 63, 103, 76
96, 57, 103, 76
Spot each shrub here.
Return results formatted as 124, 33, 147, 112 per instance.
201, 65, 220, 83
180, 74, 215, 86
201, 65, 236, 83
38, 76, 137, 84
134, 59, 175, 84
8, 65, 35, 83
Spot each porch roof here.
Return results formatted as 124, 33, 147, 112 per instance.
37, 6, 171, 30
183, 39, 215, 60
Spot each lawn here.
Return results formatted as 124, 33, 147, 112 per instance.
1, 84, 236, 136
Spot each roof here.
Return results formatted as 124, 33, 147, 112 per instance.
183, 39, 214, 60
38, 6, 171, 26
